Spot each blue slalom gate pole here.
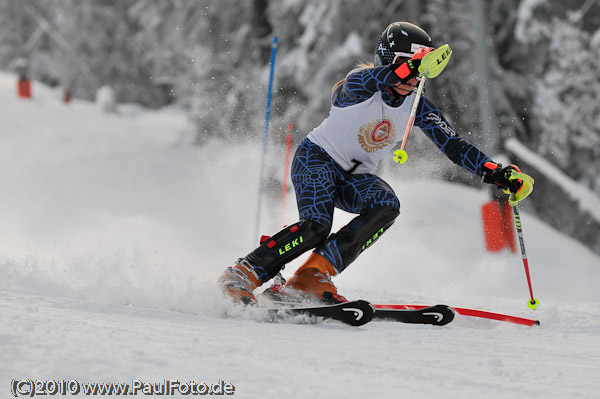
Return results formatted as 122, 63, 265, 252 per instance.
254, 36, 278, 242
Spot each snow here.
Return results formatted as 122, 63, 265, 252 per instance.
1, 72, 600, 398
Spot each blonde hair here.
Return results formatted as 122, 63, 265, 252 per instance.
332, 62, 375, 92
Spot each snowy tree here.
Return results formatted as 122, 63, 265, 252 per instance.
0, 0, 598, 254
510, 0, 600, 253
530, 19, 600, 190
512, 0, 600, 190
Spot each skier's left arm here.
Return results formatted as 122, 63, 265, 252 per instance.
414, 95, 491, 176
414, 96, 532, 200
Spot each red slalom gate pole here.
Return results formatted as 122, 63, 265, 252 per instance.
279, 123, 293, 226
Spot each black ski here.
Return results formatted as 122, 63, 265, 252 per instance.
265, 300, 375, 327
374, 304, 455, 326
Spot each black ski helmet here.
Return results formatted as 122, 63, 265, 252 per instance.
374, 22, 433, 66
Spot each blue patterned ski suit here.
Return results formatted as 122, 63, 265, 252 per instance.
246, 64, 492, 282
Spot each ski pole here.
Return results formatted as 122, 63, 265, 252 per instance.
511, 201, 540, 310
393, 44, 452, 164
393, 75, 427, 164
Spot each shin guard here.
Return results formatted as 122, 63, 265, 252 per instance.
245, 219, 330, 282
316, 205, 400, 272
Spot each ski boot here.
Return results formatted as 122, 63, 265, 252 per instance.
282, 252, 347, 304
217, 259, 261, 305
259, 273, 293, 303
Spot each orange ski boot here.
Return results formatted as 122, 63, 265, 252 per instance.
284, 252, 347, 303
217, 259, 262, 305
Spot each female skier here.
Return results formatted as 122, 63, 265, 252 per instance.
218, 22, 532, 305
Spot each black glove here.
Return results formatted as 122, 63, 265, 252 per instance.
481, 162, 523, 194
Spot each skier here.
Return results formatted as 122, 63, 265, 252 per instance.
218, 22, 532, 305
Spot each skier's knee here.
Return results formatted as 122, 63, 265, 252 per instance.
316, 205, 400, 272
299, 218, 331, 245
354, 205, 400, 249
367, 204, 400, 227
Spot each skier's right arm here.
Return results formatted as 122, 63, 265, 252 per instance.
344, 67, 395, 94
333, 60, 421, 107
333, 49, 432, 107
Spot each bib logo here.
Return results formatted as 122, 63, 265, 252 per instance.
358, 119, 396, 153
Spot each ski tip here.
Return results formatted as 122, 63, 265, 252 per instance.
433, 304, 455, 326
341, 300, 375, 327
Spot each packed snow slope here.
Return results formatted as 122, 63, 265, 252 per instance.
1, 72, 599, 398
